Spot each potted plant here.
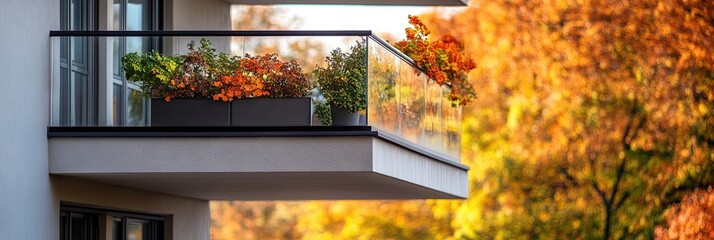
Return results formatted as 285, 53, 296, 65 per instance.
393, 15, 477, 106
315, 40, 368, 126
122, 38, 313, 127
215, 53, 312, 126
122, 38, 238, 126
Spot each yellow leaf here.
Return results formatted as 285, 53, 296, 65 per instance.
698, 103, 708, 115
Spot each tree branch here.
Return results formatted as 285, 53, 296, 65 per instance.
592, 179, 608, 205
608, 158, 627, 205
614, 190, 630, 211
559, 167, 580, 187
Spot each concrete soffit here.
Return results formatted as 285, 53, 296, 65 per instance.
49, 135, 469, 200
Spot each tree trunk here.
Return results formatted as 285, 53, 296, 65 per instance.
603, 205, 612, 240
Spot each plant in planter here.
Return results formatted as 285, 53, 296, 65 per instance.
121, 38, 313, 126
121, 50, 183, 101
121, 38, 239, 101
121, 38, 240, 126
212, 53, 309, 101
172, 38, 240, 100
315, 40, 368, 126
394, 15, 477, 106
215, 53, 312, 126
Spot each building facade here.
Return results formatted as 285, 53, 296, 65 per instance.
0, 0, 467, 239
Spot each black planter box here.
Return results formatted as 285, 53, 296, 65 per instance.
231, 97, 312, 126
330, 105, 361, 126
151, 98, 231, 126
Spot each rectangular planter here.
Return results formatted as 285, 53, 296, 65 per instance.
151, 98, 231, 126
231, 97, 312, 126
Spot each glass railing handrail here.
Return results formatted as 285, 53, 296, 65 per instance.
49, 30, 373, 37
367, 35, 424, 73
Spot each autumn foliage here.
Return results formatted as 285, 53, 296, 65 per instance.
394, 15, 477, 106
122, 38, 310, 102
169, 39, 239, 101
212, 1, 714, 239
213, 53, 309, 102
655, 187, 714, 240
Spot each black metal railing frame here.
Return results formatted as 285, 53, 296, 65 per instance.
49, 30, 461, 162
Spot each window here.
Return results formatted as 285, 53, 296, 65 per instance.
60, 210, 99, 240
59, 0, 97, 126
60, 0, 160, 126
60, 206, 165, 240
112, 0, 160, 126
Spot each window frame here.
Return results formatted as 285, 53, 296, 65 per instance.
60, 205, 166, 240
112, 0, 162, 126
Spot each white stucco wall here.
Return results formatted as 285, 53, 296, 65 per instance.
0, 0, 212, 239
53, 176, 211, 240
0, 0, 57, 239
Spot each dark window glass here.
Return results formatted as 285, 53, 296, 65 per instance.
61, 206, 164, 240
59, 211, 98, 240
113, 218, 124, 240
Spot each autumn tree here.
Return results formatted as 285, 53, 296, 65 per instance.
210, 201, 303, 240
420, 0, 714, 239
212, 1, 713, 239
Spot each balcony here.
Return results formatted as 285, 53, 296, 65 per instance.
48, 30, 468, 200
228, 0, 467, 6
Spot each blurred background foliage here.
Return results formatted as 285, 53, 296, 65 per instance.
212, 0, 714, 238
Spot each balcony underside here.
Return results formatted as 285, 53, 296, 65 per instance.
226, 0, 467, 6
48, 127, 468, 200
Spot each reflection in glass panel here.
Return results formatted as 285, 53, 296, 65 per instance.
127, 89, 145, 126
398, 61, 425, 143
113, 84, 122, 125
367, 41, 399, 133
443, 93, 461, 159
423, 83, 443, 151
366, 37, 461, 160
